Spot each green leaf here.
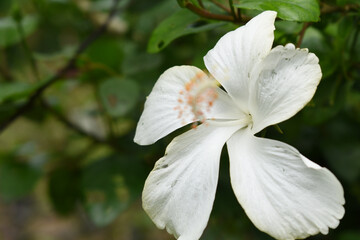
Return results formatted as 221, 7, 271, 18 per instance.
339, 231, 360, 240
147, 9, 224, 53
301, 27, 337, 78
0, 82, 34, 103
0, 15, 38, 48
122, 52, 162, 75
81, 157, 129, 226
337, 0, 360, 6
320, 118, 360, 183
85, 37, 123, 70
235, 0, 320, 22
99, 78, 139, 117
322, 141, 360, 183
0, 157, 41, 201
48, 168, 82, 215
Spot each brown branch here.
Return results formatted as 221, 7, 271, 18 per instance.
0, 0, 121, 134
198, 0, 205, 9
185, 2, 241, 23
321, 2, 359, 15
210, 0, 231, 14
296, 22, 311, 48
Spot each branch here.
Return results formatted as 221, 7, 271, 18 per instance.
296, 22, 311, 48
0, 0, 121, 134
321, 2, 359, 15
210, 0, 231, 14
185, 2, 241, 23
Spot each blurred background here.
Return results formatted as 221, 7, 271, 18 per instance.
0, 0, 359, 239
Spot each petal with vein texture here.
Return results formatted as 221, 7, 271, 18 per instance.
204, 11, 276, 111
249, 44, 322, 134
142, 124, 240, 240
134, 65, 242, 145
227, 130, 345, 240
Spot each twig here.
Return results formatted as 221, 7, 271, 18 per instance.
184, 2, 240, 23
321, 2, 359, 15
0, 0, 121, 134
210, 0, 231, 13
228, 0, 237, 21
296, 22, 310, 48
198, 0, 205, 9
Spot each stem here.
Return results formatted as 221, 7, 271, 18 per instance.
297, 22, 310, 48
197, 0, 205, 9
184, 2, 238, 23
0, 0, 121, 134
210, 0, 231, 13
15, 17, 39, 81
228, 0, 237, 21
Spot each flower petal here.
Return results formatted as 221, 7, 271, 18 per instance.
227, 130, 345, 240
134, 65, 243, 145
249, 44, 322, 133
204, 11, 276, 111
142, 124, 240, 240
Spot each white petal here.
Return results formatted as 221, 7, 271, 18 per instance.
204, 11, 276, 111
142, 124, 240, 240
249, 44, 322, 133
134, 65, 243, 145
227, 130, 345, 240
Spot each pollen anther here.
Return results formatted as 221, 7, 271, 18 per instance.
174, 71, 219, 126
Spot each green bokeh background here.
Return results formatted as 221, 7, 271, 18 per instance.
0, 0, 359, 239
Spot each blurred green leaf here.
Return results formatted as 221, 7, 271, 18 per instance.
322, 141, 360, 183
122, 52, 162, 75
0, 15, 38, 48
85, 37, 123, 70
235, 0, 320, 22
0, 82, 33, 103
302, 80, 347, 125
147, 9, 224, 53
275, 20, 302, 34
0, 157, 41, 201
339, 231, 360, 240
48, 168, 82, 215
320, 118, 360, 183
337, 0, 360, 6
81, 154, 145, 226
0, 76, 57, 104
82, 161, 128, 226
99, 78, 139, 117
0, 0, 11, 12
301, 27, 338, 78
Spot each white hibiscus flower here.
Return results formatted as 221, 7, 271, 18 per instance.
134, 11, 345, 240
